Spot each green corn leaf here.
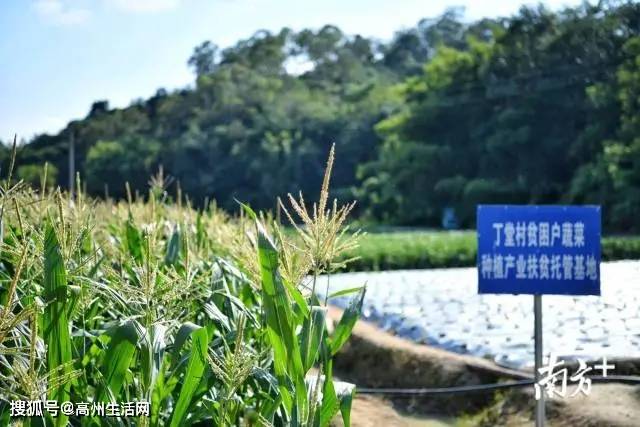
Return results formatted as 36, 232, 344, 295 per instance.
203, 302, 231, 332
330, 287, 366, 356
151, 357, 176, 427
140, 323, 167, 402
87, 254, 105, 279
338, 383, 356, 427
318, 334, 356, 427
251, 366, 279, 392
0, 402, 9, 426
172, 322, 202, 361
97, 319, 141, 402
283, 275, 310, 321
221, 292, 259, 327
165, 226, 181, 265
256, 392, 282, 425
169, 326, 210, 427
125, 214, 143, 263
241, 202, 308, 420
328, 286, 364, 300
196, 211, 205, 248
319, 375, 339, 427
318, 336, 339, 427
43, 223, 73, 427
300, 306, 327, 373
65, 284, 81, 319
255, 218, 307, 417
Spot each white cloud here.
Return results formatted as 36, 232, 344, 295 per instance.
33, 0, 91, 26
108, 0, 182, 13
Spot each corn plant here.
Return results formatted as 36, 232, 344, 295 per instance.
0, 144, 364, 426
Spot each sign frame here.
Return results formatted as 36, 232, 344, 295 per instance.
476, 204, 602, 427
477, 204, 601, 296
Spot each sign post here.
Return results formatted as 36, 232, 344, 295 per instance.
477, 205, 601, 427
534, 294, 544, 427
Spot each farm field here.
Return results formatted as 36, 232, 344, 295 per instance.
320, 261, 640, 369
0, 151, 365, 426
6, 1, 640, 425
339, 230, 640, 272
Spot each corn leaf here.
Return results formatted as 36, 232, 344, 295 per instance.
125, 214, 143, 263
140, 323, 167, 402
338, 384, 356, 427
64, 284, 81, 320
164, 227, 181, 265
330, 287, 365, 355
300, 306, 327, 373
328, 286, 364, 300
172, 322, 203, 361
97, 319, 141, 402
203, 302, 230, 332
195, 211, 205, 248
319, 337, 339, 427
169, 326, 210, 427
283, 276, 310, 321
43, 223, 73, 427
243, 203, 307, 420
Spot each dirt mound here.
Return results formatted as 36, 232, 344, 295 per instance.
475, 383, 640, 426
328, 306, 640, 425
328, 306, 528, 414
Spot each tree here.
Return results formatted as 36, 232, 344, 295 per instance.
188, 41, 219, 76
10, 3, 640, 231
17, 163, 57, 189
84, 136, 161, 198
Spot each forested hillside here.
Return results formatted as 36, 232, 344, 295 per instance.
5, 2, 640, 231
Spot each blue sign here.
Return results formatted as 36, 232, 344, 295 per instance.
477, 205, 601, 295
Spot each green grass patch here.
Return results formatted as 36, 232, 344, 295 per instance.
339, 230, 640, 272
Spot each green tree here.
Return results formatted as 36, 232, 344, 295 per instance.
85, 137, 161, 198
17, 163, 58, 189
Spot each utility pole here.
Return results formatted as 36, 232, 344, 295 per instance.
69, 130, 75, 198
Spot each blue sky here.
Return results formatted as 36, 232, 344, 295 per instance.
0, 0, 587, 142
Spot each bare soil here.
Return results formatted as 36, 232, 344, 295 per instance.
332, 395, 457, 427
327, 306, 640, 426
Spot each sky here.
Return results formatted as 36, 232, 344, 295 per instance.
0, 0, 588, 142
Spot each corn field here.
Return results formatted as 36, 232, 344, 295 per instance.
0, 144, 365, 426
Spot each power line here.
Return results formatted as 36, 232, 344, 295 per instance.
356, 375, 640, 396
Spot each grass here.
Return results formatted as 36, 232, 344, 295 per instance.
338, 230, 640, 272
0, 143, 364, 426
